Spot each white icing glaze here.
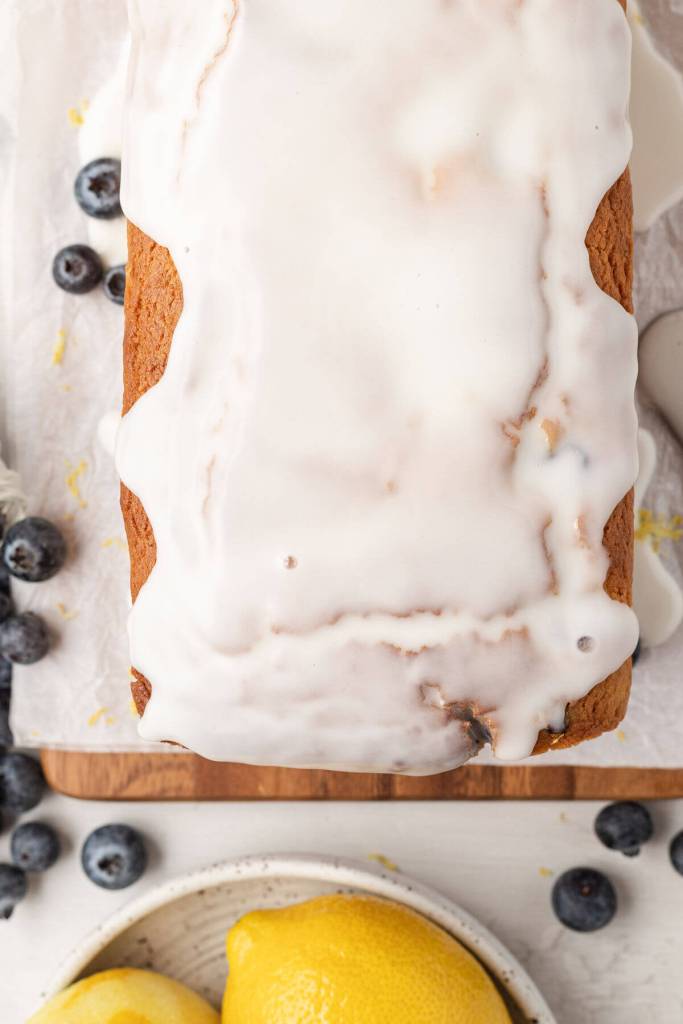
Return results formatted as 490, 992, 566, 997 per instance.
78, 41, 129, 267
639, 308, 683, 443
633, 428, 683, 647
118, 0, 638, 772
97, 409, 121, 459
628, 0, 683, 233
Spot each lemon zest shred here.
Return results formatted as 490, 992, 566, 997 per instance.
101, 536, 128, 551
538, 867, 554, 878
87, 707, 110, 727
368, 853, 399, 872
67, 106, 84, 127
636, 508, 683, 553
52, 329, 67, 366
65, 459, 88, 509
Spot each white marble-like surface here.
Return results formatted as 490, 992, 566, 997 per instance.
2, 797, 682, 1024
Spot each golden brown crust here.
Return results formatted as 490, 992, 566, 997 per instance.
121, 16, 634, 755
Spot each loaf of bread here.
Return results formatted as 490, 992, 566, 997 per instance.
121, 167, 634, 757
120, 0, 634, 763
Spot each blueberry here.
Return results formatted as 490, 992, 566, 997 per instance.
0, 753, 45, 813
0, 863, 27, 920
0, 591, 11, 623
0, 691, 12, 750
81, 824, 147, 890
595, 801, 653, 857
0, 658, 11, 691
52, 244, 103, 294
74, 157, 122, 219
2, 517, 67, 583
0, 613, 49, 665
103, 264, 126, 306
670, 832, 683, 876
552, 867, 617, 932
11, 822, 60, 872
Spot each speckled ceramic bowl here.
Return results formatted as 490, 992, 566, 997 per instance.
43, 854, 555, 1023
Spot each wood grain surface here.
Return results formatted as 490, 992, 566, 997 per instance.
40, 750, 683, 801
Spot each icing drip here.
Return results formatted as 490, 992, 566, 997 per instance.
118, 0, 638, 772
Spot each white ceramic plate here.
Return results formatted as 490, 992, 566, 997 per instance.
44, 854, 555, 1024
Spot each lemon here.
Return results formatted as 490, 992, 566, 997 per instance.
28, 967, 220, 1024
222, 894, 512, 1024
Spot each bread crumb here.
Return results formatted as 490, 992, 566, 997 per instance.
541, 418, 562, 453
616, 729, 627, 743
55, 602, 78, 621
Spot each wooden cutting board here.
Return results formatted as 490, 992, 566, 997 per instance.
40, 750, 683, 801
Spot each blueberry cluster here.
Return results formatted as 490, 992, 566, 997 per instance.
52, 157, 125, 305
0, 510, 148, 917
0, 515, 67, 740
0, 514, 66, 916
0, 772, 146, 918
551, 801, 683, 932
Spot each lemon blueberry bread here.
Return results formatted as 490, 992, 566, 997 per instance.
119, 0, 637, 772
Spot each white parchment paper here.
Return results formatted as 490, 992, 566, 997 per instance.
2, 0, 683, 767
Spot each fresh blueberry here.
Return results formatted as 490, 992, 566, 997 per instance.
103, 264, 126, 306
0, 753, 45, 813
2, 517, 67, 583
74, 157, 122, 219
0, 591, 11, 623
81, 824, 147, 890
0, 657, 11, 691
0, 863, 27, 920
11, 822, 60, 872
632, 638, 641, 666
552, 867, 617, 932
0, 691, 12, 750
52, 244, 103, 294
670, 832, 683, 876
595, 801, 653, 857
0, 613, 50, 665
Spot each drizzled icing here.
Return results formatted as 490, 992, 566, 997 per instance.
117, 0, 639, 773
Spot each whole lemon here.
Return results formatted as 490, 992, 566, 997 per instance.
28, 967, 220, 1024
222, 894, 512, 1024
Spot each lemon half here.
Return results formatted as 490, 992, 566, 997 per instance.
28, 967, 220, 1024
